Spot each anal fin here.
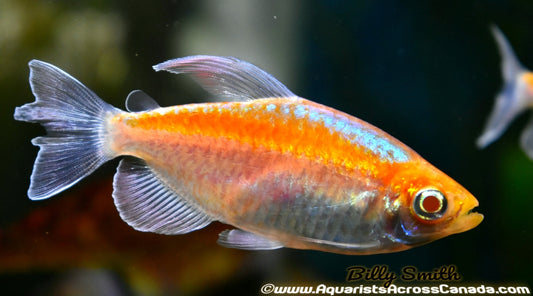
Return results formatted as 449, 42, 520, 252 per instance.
217, 229, 284, 250
112, 157, 212, 234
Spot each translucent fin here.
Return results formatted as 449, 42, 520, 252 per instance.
491, 25, 525, 84
520, 115, 533, 160
217, 229, 284, 250
152, 55, 296, 101
125, 90, 160, 112
299, 236, 381, 251
476, 90, 528, 148
112, 157, 212, 234
477, 26, 530, 148
13, 60, 119, 200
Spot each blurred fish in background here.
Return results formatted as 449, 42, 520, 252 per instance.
477, 25, 533, 160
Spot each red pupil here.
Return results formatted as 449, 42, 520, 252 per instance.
422, 195, 441, 213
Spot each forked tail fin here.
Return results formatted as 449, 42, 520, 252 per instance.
477, 26, 531, 149
14, 60, 120, 200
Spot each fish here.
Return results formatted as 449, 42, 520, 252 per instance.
477, 25, 533, 159
13, 55, 483, 255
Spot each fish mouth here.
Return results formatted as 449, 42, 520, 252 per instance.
447, 199, 484, 235
460, 207, 484, 230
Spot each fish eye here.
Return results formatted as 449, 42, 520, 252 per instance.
413, 188, 447, 221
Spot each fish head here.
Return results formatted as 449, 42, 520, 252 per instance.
389, 162, 483, 247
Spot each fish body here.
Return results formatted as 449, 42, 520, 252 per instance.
14, 56, 482, 255
477, 26, 533, 159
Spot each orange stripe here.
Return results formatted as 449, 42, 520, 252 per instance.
112, 98, 404, 178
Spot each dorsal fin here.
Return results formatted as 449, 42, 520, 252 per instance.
152, 55, 297, 101
125, 90, 160, 112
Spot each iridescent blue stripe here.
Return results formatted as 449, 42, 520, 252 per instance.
180, 100, 410, 163
301, 104, 410, 163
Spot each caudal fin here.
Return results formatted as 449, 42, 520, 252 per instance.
14, 60, 120, 200
477, 26, 531, 149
